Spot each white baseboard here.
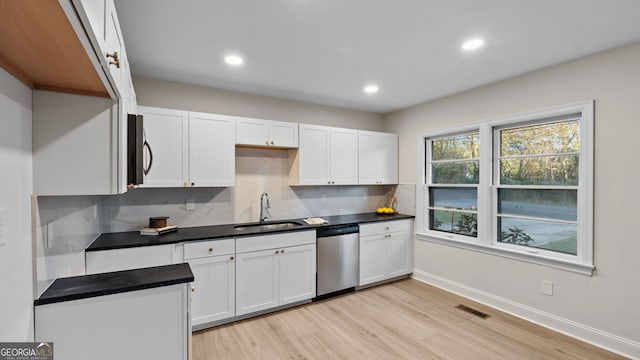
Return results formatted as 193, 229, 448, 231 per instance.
412, 269, 640, 359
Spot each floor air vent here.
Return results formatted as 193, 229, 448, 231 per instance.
455, 304, 490, 319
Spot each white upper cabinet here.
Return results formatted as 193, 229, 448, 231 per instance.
188, 112, 235, 187
358, 131, 398, 185
329, 128, 359, 185
138, 106, 235, 188
270, 120, 299, 147
139, 106, 188, 188
297, 124, 330, 185
292, 124, 358, 185
235, 117, 298, 148
73, 0, 128, 98
76, 0, 107, 51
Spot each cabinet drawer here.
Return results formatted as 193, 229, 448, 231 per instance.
184, 238, 234, 260
359, 219, 411, 237
236, 230, 316, 254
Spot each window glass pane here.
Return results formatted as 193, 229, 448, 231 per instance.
498, 217, 577, 255
501, 120, 579, 157
430, 210, 477, 237
432, 161, 479, 184
432, 134, 479, 161
498, 189, 577, 221
500, 155, 579, 186
430, 188, 477, 210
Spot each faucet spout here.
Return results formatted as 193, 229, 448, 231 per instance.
259, 192, 270, 223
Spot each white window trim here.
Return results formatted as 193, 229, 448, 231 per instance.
416, 101, 595, 276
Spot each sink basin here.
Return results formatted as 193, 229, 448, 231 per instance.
234, 221, 303, 232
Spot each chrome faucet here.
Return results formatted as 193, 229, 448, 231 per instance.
259, 192, 270, 223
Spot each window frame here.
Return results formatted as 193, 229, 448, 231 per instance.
425, 130, 481, 242
416, 101, 594, 275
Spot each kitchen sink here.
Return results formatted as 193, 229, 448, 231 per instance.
234, 221, 304, 232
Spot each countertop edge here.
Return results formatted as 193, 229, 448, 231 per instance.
35, 263, 194, 306
86, 213, 415, 252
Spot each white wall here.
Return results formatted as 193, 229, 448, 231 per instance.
133, 77, 384, 131
0, 68, 34, 341
384, 42, 640, 357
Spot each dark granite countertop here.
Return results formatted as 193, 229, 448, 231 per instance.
35, 263, 194, 306
86, 212, 414, 252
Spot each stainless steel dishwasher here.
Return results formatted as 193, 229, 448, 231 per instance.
316, 224, 359, 297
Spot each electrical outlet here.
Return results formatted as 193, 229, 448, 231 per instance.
541, 280, 553, 296
186, 199, 195, 211
321, 194, 327, 203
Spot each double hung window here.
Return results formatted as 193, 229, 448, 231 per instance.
495, 118, 580, 257
419, 102, 593, 274
426, 133, 479, 238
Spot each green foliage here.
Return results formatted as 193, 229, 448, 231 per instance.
500, 120, 580, 186
431, 133, 480, 184
500, 227, 533, 245
454, 213, 477, 236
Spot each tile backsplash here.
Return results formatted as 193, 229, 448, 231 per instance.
34, 147, 396, 295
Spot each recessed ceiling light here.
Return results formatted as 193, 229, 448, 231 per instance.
224, 55, 244, 66
461, 38, 484, 51
364, 84, 379, 94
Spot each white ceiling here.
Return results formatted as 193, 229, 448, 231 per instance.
114, 0, 640, 113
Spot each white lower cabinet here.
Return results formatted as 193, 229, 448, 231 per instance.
235, 248, 279, 315
359, 220, 412, 286
184, 238, 235, 328
278, 243, 316, 305
235, 231, 316, 316
359, 233, 388, 285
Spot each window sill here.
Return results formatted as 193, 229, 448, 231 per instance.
416, 232, 595, 276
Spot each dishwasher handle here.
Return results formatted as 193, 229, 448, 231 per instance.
317, 224, 359, 237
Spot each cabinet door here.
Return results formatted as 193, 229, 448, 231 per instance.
278, 244, 316, 305
298, 124, 330, 185
104, 0, 123, 94
378, 133, 399, 184
386, 231, 411, 278
235, 249, 278, 316
329, 128, 358, 185
188, 255, 235, 327
359, 234, 388, 286
76, 0, 107, 51
188, 112, 235, 187
235, 117, 269, 146
139, 106, 188, 187
358, 131, 380, 185
270, 121, 298, 147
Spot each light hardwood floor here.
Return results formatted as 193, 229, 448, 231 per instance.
193, 279, 625, 359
